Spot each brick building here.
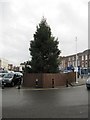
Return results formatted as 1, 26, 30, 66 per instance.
59, 49, 90, 73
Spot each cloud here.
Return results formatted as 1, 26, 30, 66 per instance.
0, 0, 88, 65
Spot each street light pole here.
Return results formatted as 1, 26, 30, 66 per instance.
75, 37, 78, 83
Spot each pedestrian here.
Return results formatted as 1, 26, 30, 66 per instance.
66, 79, 68, 87
68, 80, 73, 87
17, 77, 22, 89
78, 72, 80, 78
2, 80, 4, 89
66, 79, 73, 87
2, 84, 4, 89
52, 79, 54, 88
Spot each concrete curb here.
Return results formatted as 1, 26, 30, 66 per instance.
21, 83, 86, 91
73, 77, 87, 84
73, 83, 85, 86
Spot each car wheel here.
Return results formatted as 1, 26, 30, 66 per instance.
87, 87, 90, 90
2, 85, 4, 89
11, 82, 15, 87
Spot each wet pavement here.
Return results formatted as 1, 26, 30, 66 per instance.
73, 77, 87, 86
1, 85, 89, 118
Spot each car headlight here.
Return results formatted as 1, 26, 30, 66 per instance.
0, 78, 2, 80
87, 79, 89, 82
86, 79, 90, 83
2, 79, 4, 82
9, 78, 12, 81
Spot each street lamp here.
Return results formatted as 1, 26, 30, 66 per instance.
75, 37, 78, 83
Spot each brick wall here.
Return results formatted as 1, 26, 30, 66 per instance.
42, 73, 66, 88
23, 72, 75, 88
23, 73, 43, 88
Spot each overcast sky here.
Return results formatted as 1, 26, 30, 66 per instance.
0, 0, 89, 66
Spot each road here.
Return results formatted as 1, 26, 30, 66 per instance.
0, 89, 2, 120
1, 85, 89, 118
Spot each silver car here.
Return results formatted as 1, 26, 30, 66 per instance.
86, 77, 90, 89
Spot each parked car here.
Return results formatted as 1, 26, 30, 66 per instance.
63, 70, 72, 73
0, 70, 8, 73
2, 72, 23, 87
14, 72, 23, 77
86, 77, 90, 89
0, 73, 8, 87
88, 73, 90, 77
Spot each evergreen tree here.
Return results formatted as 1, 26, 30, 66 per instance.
29, 18, 60, 73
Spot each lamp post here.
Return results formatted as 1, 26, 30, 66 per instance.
75, 37, 78, 83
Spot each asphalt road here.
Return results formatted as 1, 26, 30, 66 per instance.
0, 89, 2, 120
1, 85, 89, 118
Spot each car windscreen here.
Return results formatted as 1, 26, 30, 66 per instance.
3, 73, 14, 78
0, 70, 8, 73
0, 74, 5, 77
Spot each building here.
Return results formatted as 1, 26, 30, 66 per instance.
13, 66, 20, 72
20, 62, 26, 71
8, 64, 13, 71
0, 58, 9, 70
59, 49, 90, 73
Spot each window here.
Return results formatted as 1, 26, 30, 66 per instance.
82, 64, 84, 67
82, 55, 84, 60
78, 61, 80, 66
72, 61, 75, 66
68, 57, 71, 61
68, 62, 70, 66
77, 56, 78, 60
72, 56, 74, 60
85, 61, 88, 67
85, 55, 87, 60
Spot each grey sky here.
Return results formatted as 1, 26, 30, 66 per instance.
0, 0, 88, 65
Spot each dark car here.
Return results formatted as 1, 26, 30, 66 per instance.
2, 72, 22, 87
